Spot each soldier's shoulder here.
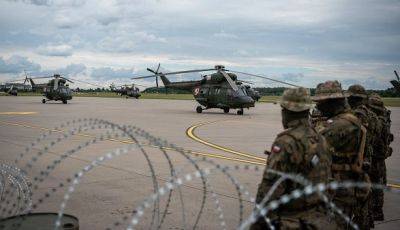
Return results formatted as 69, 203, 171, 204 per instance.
272, 129, 301, 153
320, 112, 360, 135
335, 111, 361, 126
277, 126, 311, 140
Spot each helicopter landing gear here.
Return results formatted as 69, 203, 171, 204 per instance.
42, 99, 46, 104
62, 100, 67, 104
237, 108, 244, 115
196, 106, 203, 113
223, 107, 230, 113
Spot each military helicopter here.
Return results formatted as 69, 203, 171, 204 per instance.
109, 83, 146, 99
0, 84, 19, 96
0, 74, 32, 96
26, 74, 73, 104
133, 64, 298, 115
391, 70, 400, 94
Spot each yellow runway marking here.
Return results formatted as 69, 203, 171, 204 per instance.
186, 120, 266, 163
185, 120, 400, 190
1, 120, 399, 189
387, 183, 400, 189
0, 120, 265, 166
0, 112, 37, 115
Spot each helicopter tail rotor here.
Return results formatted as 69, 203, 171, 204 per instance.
395, 70, 399, 81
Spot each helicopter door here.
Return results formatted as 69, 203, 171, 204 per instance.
208, 87, 220, 105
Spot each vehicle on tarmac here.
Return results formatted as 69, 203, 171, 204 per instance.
133, 64, 297, 115
27, 74, 73, 104
109, 83, 147, 99
391, 70, 400, 94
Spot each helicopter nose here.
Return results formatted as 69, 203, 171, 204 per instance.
241, 96, 255, 107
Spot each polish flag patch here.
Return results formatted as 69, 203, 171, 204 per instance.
271, 145, 281, 153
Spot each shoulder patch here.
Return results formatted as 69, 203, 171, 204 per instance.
271, 145, 282, 153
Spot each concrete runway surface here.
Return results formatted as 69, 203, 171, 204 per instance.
0, 96, 399, 229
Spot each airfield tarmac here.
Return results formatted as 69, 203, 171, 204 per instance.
0, 96, 399, 229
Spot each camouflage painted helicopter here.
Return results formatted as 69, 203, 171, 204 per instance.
0, 84, 20, 96
109, 83, 146, 99
133, 64, 298, 115
26, 74, 73, 104
391, 70, 400, 94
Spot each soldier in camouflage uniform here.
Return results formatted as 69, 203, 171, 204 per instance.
312, 81, 370, 229
346, 84, 378, 228
368, 93, 393, 221
250, 87, 337, 230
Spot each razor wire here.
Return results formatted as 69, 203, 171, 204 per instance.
0, 118, 397, 230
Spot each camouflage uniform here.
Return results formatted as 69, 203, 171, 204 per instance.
368, 93, 393, 221
312, 81, 370, 229
251, 87, 337, 230
346, 85, 378, 228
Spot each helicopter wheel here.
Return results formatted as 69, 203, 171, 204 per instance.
196, 106, 203, 113
237, 109, 244, 115
62, 100, 67, 104
42, 99, 46, 104
223, 107, 230, 113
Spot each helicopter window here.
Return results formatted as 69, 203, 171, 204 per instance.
200, 88, 208, 95
210, 87, 220, 95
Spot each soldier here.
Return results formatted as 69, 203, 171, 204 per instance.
368, 93, 393, 221
346, 84, 378, 228
250, 87, 336, 230
312, 81, 370, 229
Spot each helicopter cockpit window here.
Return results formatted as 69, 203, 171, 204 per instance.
241, 87, 248, 95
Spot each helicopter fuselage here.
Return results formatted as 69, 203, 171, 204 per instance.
161, 74, 255, 113
43, 85, 72, 103
193, 82, 254, 109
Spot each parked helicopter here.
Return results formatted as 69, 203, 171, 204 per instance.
26, 74, 74, 104
109, 83, 147, 99
391, 70, 400, 94
133, 64, 298, 115
0, 84, 20, 96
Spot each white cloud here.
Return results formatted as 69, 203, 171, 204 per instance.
37, 44, 73, 56
213, 31, 238, 39
0, 55, 41, 73
1, 0, 399, 89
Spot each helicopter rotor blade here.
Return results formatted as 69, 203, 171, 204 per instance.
155, 63, 161, 73
229, 70, 301, 87
67, 78, 109, 88
29, 76, 53, 79
395, 70, 399, 81
220, 70, 239, 91
59, 76, 74, 83
23, 70, 29, 84
132, 68, 216, 79
237, 80, 254, 85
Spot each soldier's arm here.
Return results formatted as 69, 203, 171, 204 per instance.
255, 136, 300, 204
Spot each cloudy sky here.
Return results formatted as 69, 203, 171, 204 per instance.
0, 0, 399, 89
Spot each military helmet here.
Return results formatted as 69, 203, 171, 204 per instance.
368, 93, 384, 111
280, 87, 312, 112
312, 80, 345, 101
345, 84, 367, 98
